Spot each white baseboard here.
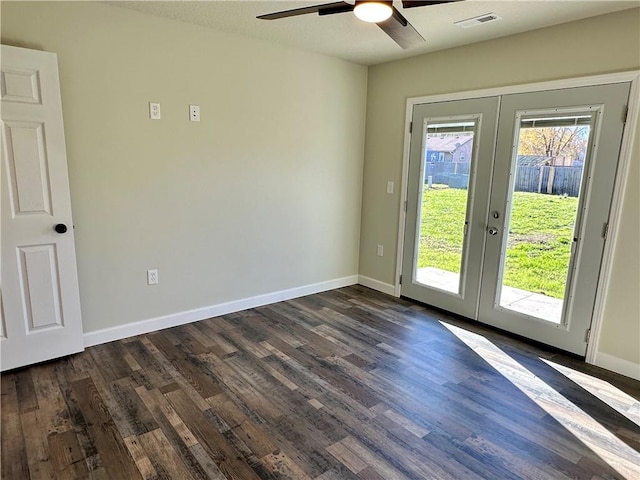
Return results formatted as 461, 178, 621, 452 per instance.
358, 275, 396, 296
593, 352, 640, 381
84, 275, 358, 347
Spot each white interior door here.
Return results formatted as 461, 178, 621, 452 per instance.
1, 45, 84, 371
401, 82, 630, 356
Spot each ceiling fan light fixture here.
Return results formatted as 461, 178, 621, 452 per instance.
354, 1, 393, 23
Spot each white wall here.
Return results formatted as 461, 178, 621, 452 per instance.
1, 2, 368, 333
359, 9, 640, 374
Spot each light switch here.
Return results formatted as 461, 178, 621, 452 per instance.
149, 102, 161, 120
386, 181, 394, 194
189, 105, 200, 122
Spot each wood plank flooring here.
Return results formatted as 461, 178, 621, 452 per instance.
2, 285, 639, 479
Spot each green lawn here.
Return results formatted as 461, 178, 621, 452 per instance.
418, 186, 578, 298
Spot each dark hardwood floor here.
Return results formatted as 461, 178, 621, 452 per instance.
2, 285, 639, 479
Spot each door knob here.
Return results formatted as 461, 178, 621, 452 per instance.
54, 223, 68, 234
488, 227, 499, 236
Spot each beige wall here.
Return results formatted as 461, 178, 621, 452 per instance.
360, 9, 640, 365
1, 2, 368, 332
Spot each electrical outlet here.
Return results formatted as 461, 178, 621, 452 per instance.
147, 269, 158, 285
377, 245, 384, 257
149, 102, 161, 120
189, 104, 200, 122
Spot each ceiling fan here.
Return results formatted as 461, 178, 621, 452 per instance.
257, 1, 462, 49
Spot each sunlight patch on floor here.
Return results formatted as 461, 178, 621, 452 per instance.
439, 321, 640, 479
541, 358, 640, 428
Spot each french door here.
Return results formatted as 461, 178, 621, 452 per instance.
401, 83, 630, 355
401, 96, 500, 319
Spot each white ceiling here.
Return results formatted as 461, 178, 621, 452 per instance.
110, 1, 639, 65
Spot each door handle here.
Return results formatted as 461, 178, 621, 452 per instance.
54, 223, 68, 234
488, 227, 499, 236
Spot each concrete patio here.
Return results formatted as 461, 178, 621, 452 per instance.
416, 267, 563, 324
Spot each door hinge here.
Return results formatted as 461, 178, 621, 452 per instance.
622, 105, 628, 124
409, 122, 413, 134
399, 274, 403, 285
404, 200, 408, 212
585, 328, 591, 343
602, 222, 609, 240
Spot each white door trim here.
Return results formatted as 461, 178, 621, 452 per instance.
585, 75, 640, 365
395, 71, 640, 364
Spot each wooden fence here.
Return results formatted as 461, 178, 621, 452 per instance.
424, 162, 470, 186
424, 163, 583, 197
513, 166, 583, 197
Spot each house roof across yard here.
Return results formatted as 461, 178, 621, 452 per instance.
426, 133, 473, 152
517, 155, 553, 166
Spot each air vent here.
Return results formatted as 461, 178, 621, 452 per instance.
455, 13, 501, 29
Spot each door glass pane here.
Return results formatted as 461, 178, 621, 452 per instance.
415, 120, 475, 294
498, 113, 592, 323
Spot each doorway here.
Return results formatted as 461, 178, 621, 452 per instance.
401, 83, 630, 356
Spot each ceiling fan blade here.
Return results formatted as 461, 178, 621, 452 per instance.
401, 0, 462, 8
257, 2, 353, 20
318, 2, 356, 16
377, 6, 425, 49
